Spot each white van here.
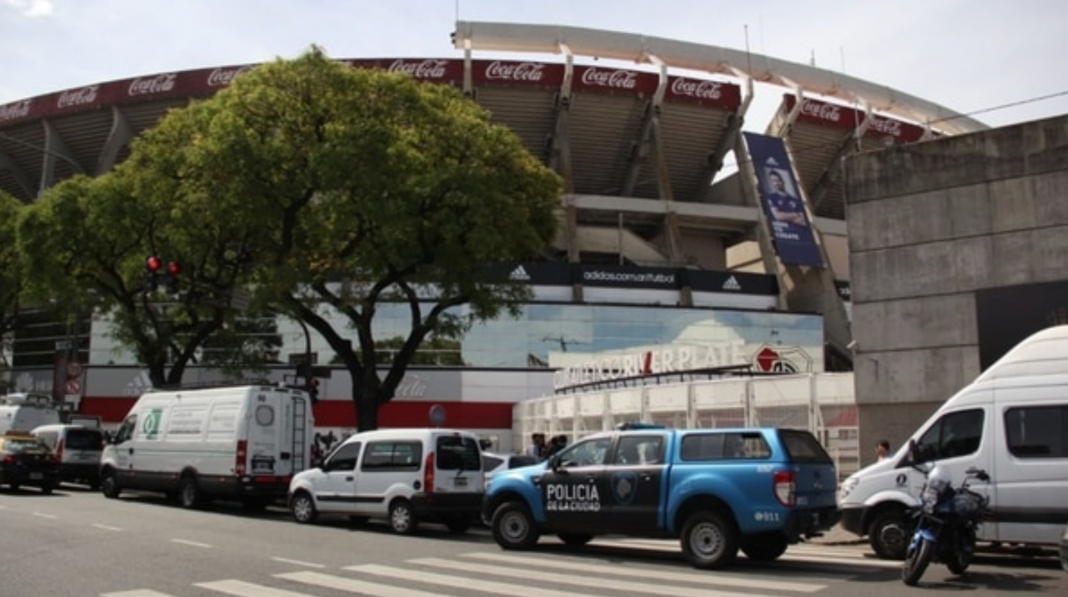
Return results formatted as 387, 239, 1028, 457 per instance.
31, 424, 105, 489
0, 393, 61, 434
288, 428, 484, 534
100, 384, 314, 509
839, 325, 1068, 559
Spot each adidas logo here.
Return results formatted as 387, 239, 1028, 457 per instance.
722, 276, 742, 291
124, 370, 154, 396
509, 265, 531, 281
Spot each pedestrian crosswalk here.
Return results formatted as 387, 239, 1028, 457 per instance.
102, 542, 894, 597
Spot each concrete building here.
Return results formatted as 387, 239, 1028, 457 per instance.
845, 114, 1068, 464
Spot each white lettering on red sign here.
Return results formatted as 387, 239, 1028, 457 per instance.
388, 59, 448, 79
800, 99, 842, 123
580, 67, 638, 90
0, 99, 32, 122
128, 73, 178, 97
57, 85, 100, 109
868, 117, 902, 137
670, 78, 723, 100
484, 61, 545, 82
207, 66, 253, 87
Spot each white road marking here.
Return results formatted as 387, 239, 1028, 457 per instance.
271, 556, 326, 568
102, 590, 177, 597
32, 511, 58, 519
92, 523, 124, 532
196, 579, 313, 597
170, 538, 212, 548
276, 571, 452, 597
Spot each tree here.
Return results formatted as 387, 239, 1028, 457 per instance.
0, 191, 24, 388
135, 47, 562, 429
17, 168, 277, 387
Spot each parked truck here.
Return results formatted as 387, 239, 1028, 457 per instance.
483, 425, 840, 569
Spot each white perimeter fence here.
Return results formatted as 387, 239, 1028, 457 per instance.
514, 373, 860, 479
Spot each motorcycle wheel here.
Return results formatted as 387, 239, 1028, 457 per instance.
946, 528, 976, 575
902, 539, 934, 586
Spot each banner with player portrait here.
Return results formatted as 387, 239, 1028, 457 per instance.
743, 132, 823, 267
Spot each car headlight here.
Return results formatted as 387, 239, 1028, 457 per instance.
839, 476, 859, 501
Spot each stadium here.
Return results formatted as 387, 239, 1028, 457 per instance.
0, 22, 992, 461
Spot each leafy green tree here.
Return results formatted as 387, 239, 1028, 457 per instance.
137, 47, 561, 429
17, 168, 277, 387
0, 191, 24, 387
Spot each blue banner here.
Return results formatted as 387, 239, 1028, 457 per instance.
743, 132, 823, 267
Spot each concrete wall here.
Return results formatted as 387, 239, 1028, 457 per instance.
844, 114, 1068, 466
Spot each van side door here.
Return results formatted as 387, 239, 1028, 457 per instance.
997, 401, 1068, 544
315, 441, 362, 515
600, 433, 665, 532
539, 435, 611, 532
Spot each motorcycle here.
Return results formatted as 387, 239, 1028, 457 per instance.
901, 443, 991, 586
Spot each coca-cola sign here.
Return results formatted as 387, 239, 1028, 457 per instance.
579, 67, 638, 90
669, 78, 723, 101
388, 59, 448, 79
57, 85, 100, 109
484, 61, 545, 83
867, 116, 903, 137
0, 99, 32, 122
800, 99, 842, 123
128, 73, 178, 97
207, 65, 253, 87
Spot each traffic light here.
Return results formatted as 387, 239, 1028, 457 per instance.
295, 362, 320, 403
308, 377, 320, 403
143, 255, 162, 293
166, 260, 181, 294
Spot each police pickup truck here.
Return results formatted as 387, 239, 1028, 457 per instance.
483, 426, 840, 569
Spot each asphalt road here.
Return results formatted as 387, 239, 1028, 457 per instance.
0, 484, 1063, 597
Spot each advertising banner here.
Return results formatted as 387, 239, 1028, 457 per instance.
743, 132, 823, 267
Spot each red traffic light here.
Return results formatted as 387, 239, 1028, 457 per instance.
146, 255, 162, 273
167, 261, 181, 276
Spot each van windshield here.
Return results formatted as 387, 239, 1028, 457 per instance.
436, 436, 481, 471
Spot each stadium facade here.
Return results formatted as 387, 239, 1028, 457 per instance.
0, 22, 988, 452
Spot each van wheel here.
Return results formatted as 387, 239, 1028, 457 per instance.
492, 501, 539, 550
869, 509, 910, 560
291, 491, 318, 524
388, 499, 419, 535
680, 511, 738, 569
101, 471, 121, 499
179, 475, 204, 509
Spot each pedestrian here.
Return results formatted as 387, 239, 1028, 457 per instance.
876, 439, 891, 461
526, 433, 545, 459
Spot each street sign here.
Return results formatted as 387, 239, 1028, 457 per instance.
65, 379, 81, 395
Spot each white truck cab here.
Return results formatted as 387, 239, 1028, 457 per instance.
839, 325, 1068, 559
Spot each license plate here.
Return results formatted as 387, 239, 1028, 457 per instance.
454, 477, 468, 488
29, 472, 43, 480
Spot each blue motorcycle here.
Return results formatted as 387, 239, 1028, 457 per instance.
901, 445, 990, 586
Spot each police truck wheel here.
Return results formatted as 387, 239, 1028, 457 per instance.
290, 491, 318, 524
389, 499, 419, 535
492, 501, 540, 550
681, 511, 738, 569
101, 470, 121, 499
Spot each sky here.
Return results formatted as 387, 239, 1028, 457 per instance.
2, 0, 1067, 132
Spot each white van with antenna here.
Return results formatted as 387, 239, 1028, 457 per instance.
0, 393, 62, 434
839, 325, 1068, 559
100, 383, 314, 509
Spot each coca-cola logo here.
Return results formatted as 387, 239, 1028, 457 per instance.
207, 65, 253, 87
128, 73, 178, 97
800, 100, 841, 122
394, 374, 428, 399
0, 99, 32, 122
580, 67, 638, 90
670, 78, 723, 100
868, 117, 902, 137
484, 61, 545, 82
57, 85, 100, 109
388, 59, 448, 79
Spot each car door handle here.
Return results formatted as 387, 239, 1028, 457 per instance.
345, 476, 354, 481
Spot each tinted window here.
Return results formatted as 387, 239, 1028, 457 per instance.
507, 455, 537, 468
361, 441, 422, 472
914, 409, 984, 462
436, 436, 481, 471
326, 442, 361, 471
614, 435, 665, 465
482, 454, 504, 471
681, 432, 770, 460
1005, 405, 1068, 458
779, 429, 832, 463
557, 437, 610, 467
65, 429, 103, 451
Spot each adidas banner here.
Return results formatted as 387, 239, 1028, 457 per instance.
482, 262, 572, 286
685, 270, 778, 295
577, 264, 678, 289
742, 132, 824, 268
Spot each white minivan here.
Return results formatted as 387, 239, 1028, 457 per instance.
288, 428, 484, 534
839, 325, 1068, 559
100, 384, 315, 509
31, 424, 105, 489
